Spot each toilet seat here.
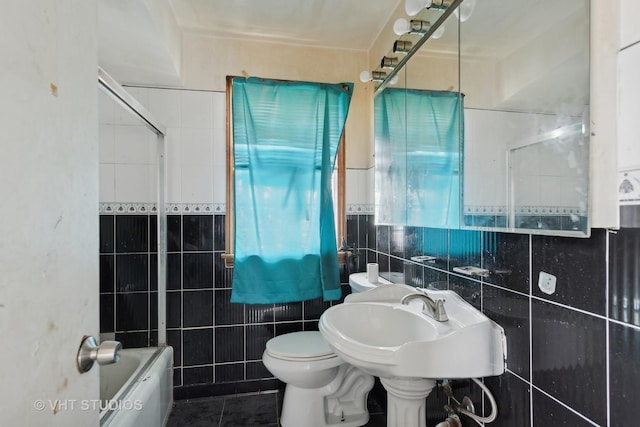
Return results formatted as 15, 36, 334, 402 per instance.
265, 331, 337, 362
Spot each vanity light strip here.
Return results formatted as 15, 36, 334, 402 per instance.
375, 0, 464, 94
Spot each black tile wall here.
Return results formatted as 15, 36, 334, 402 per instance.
531, 300, 607, 426
100, 215, 114, 253
484, 373, 531, 427
183, 328, 214, 366
116, 215, 148, 253
609, 227, 640, 326
483, 286, 530, 379
482, 232, 530, 293
183, 290, 213, 327
532, 230, 607, 315
99, 255, 114, 293
183, 215, 214, 251
100, 293, 114, 333
183, 253, 214, 289
363, 213, 639, 427
609, 321, 640, 426
183, 366, 214, 386
167, 215, 181, 252
100, 213, 344, 399
115, 254, 148, 292
532, 389, 594, 426
100, 211, 640, 425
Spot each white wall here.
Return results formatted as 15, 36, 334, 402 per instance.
179, 34, 373, 170
589, 0, 620, 227
617, 0, 640, 205
0, 1, 100, 426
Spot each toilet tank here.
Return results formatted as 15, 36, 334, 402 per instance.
348, 272, 392, 293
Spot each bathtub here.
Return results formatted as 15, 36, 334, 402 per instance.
99, 346, 173, 427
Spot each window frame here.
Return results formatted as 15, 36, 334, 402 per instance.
223, 76, 346, 268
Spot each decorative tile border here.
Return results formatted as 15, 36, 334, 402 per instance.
464, 205, 507, 215
99, 203, 157, 214
167, 203, 226, 214
346, 204, 375, 215
464, 205, 585, 216
515, 205, 585, 216
99, 203, 226, 214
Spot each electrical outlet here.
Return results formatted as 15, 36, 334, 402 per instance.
538, 271, 557, 295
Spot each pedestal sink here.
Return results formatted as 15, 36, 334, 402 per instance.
319, 284, 506, 427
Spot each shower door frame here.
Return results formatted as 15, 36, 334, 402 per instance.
98, 67, 168, 345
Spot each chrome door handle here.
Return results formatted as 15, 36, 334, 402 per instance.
76, 335, 122, 373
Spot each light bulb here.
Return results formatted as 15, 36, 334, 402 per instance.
394, 18, 411, 35
359, 70, 372, 83
432, 24, 445, 39
453, 0, 476, 22
405, 0, 432, 16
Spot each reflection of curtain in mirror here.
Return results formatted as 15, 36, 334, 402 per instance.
375, 89, 407, 225
378, 89, 463, 227
230, 78, 353, 304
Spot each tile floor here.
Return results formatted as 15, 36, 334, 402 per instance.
166, 391, 387, 427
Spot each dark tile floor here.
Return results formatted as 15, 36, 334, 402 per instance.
167, 391, 387, 427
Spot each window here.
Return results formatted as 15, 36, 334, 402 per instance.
223, 76, 346, 268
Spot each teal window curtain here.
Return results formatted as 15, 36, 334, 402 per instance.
377, 89, 463, 227
230, 78, 353, 304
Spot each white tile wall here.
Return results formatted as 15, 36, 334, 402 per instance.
99, 87, 227, 206
464, 108, 583, 210
148, 88, 181, 127
181, 128, 214, 165
99, 87, 364, 210
114, 124, 154, 164
346, 167, 374, 209
181, 90, 213, 129
99, 163, 116, 202
115, 164, 150, 202
99, 124, 116, 163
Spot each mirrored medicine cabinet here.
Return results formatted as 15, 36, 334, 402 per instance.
374, 0, 591, 237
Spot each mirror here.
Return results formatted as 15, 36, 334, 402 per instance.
375, 8, 462, 228
461, 0, 590, 236
375, 0, 590, 237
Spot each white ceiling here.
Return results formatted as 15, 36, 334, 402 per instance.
168, 0, 401, 50
98, 0, 402, 85
98, 0, 588, 89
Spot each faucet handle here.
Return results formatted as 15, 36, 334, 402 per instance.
434, 299, 448, 321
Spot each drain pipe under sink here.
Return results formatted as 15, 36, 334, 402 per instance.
438, 377, 499, 426
435, 414, 462, 427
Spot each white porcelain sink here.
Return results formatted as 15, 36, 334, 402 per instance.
319, 284, 507, 379
319, 284, 507, 427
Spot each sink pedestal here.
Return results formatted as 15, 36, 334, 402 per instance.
380, 377, 436, 427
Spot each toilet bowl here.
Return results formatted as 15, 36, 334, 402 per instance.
263, 331, 374, 427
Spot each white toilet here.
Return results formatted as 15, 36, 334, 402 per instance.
262, 274, 379, 427
263, 331, 374, 427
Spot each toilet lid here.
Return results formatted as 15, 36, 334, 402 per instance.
266, 331, 335, 360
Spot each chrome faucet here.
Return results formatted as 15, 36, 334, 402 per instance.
401, 292, 448, 322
